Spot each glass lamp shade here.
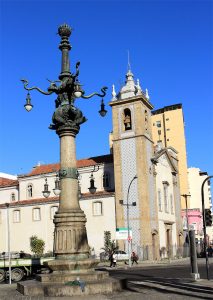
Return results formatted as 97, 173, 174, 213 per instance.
74, 80, 83, 98
88, 186, 97, 194
43, 190, 51, 198
53, 188, 61, 196
24, 103, 33, 112
74, 91, 82, 98
99, 99, 107, 117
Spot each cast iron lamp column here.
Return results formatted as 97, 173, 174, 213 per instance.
21, 24, 107, 270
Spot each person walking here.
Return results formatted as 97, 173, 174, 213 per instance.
112, 252, 117, 267
109, 252, 113, 267
131, 251, 138, 265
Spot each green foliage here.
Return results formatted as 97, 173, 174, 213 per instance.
30, 235, 45, 256
101, 231, 118, 257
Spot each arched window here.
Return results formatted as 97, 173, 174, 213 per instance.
27, 184, 33, 198
123, 108, 132, 131
13, 210, 21, 223
93, 201, 103, 216
11, 193, 16, 202
103, 172, 110, 189
33, 207, 41, 221
163, 181, 169, 213
50, 206, 58, 220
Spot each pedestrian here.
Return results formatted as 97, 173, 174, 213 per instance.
131, 251, 138, 265
112, 252, 117, 267
109, 252, 113, 267
207, 246, 213, 257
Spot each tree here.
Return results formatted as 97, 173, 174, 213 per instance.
101, 231, 118, 257
30, 235, 45, 256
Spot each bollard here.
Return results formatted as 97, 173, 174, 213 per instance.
189, 230, 200, 280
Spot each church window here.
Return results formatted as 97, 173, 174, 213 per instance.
50, 206, 58, 220
163, 181, 169, 213
27, 184, 33, 198
93, 201, 103, 216
103, 172, 110, 189
33, 207, 41, 221
123, 108, 132, 131
156, 121, 161, 128
158, 189, 162, 211
13, 210, 21, 223
11, 193, 16, 202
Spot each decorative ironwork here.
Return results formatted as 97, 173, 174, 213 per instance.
59, 168, 78, 179
21, 24, 108, 135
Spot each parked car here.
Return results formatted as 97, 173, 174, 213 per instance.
0, 252, 20, 259
114, 250, 128, 261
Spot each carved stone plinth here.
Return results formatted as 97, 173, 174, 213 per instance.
45, 258, 99, 273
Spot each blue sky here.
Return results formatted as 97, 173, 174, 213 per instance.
0, 0, 212, 178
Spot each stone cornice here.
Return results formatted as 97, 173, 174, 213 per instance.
109, 94, 154, 110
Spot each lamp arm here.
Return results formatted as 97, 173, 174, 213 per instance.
81, 86, 108, 99
21, 79, 54, 95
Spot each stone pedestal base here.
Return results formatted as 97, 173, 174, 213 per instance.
190, 272, 200, 281
17, 277, 125, 297
17, 258, 125, 297
17, 269, 125, 297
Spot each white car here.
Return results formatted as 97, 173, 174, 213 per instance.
114, 250, 129, 261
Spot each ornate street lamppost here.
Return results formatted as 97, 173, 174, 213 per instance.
21, 24, 107, 271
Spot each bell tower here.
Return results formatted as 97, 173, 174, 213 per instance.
109, 70, 159, 259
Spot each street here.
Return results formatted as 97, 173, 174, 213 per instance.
0, 258, 212, 299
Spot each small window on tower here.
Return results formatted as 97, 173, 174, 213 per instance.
156, 121, 161, 128
123, 108, 132, 131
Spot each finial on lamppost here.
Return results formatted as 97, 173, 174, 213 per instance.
58, 23, 72, 38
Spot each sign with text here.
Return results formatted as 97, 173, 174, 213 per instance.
115, 227, 132, 240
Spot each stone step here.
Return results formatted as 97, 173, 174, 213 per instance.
17, 277, 125, 297
36, 270, 109, 283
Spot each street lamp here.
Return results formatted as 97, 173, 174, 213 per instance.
119, 175, 137, 267
21, 24, 108, 272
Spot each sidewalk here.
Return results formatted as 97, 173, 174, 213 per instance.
98, 256, 191, 269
